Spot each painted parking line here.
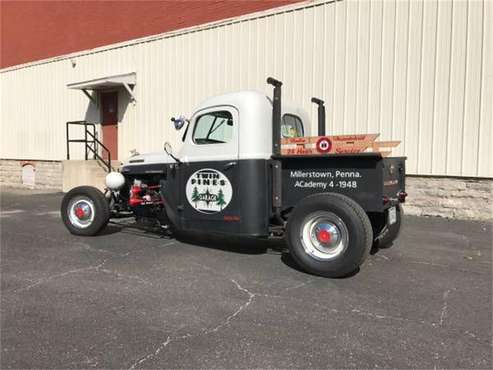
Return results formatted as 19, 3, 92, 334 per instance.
34, 211, 60, 217
0, 210, 25, 218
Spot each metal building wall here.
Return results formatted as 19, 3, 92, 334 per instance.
1, 0, 491, 177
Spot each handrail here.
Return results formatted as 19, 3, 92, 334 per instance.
86, 130, 112, 172
66, 121, 112, 173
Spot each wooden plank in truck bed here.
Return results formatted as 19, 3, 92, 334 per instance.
280, 134, 400, 157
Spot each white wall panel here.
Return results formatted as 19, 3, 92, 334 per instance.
392, 0, 410, 155
478, 0, 493, 177
462, 0, 484, 176
432, 0, 453, 175
367, 0, 383, 134
418, 0, 438, 175
380, 0, 397, 141
1, 0, 491, 177
447, 0, 469, 175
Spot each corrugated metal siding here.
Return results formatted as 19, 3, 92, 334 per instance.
1, 0, 491, 177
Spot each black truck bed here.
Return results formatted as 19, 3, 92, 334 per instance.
277, 154, 406, 213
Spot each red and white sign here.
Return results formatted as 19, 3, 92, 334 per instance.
280, 133, 401, 157
316, 137, 332, 153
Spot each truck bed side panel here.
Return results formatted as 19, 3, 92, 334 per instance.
280, 156, 384, 212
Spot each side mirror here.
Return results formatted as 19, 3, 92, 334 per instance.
171, 115, 187, 130
164, 141, 181, 164
164, 142, 173, 154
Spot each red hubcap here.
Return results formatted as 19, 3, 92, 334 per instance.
74, 207, 85, 219
317, 229, 331, 243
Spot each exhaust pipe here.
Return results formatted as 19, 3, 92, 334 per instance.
267, 77, 283, 156
267, 77, 284, 225
311, 97, 326, 136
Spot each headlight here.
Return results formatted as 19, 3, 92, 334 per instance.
105, 172, 125, 190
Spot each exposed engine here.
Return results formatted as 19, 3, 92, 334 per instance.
128, 180, 163, 207
119, 177, 171, 232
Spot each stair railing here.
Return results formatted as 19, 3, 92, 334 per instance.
66, 121, 112, 173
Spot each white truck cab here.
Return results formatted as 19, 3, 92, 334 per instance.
124, 90, 311, 166
179, 90, 310, 163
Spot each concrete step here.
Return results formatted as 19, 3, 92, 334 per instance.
62, 160, 121, 192
78, 159, 121, 172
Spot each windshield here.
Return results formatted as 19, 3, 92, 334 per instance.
193, 111, 233, 144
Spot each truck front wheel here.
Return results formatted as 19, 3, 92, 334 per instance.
286, 193, 373, 278
61, 186, 110, 236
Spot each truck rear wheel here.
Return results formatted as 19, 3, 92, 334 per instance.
61, 186, 110, 236
286, 193, 373, 278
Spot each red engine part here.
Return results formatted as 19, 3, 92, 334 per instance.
129, 184, 164, 207
129, 185, 143, 206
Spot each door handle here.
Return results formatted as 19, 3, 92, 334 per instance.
223, 161, 237, 170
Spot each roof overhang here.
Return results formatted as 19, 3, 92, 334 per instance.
67, 72, 137, 103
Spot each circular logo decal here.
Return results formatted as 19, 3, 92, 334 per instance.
316, 137, 332, 153
186, 169, 233, 214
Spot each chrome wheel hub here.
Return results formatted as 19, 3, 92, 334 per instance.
68, 197, 95, 229
300, 211, 349, 261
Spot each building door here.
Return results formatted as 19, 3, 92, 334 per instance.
101, 91, 118, 160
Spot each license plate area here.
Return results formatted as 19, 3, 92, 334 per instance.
388, 206, 397, 225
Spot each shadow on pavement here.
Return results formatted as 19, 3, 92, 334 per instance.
175, 231, 274, 255
97, 225, 123, 236
280, 252, 361, 278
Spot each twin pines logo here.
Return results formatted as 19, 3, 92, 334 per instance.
186, 169, 233, 214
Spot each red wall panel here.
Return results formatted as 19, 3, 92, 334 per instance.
1, 0, 300, 68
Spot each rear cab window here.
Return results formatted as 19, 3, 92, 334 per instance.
282, 114, 304, 138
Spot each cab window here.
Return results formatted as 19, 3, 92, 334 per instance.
281, 114, 304, 138
193, 111, 233, 144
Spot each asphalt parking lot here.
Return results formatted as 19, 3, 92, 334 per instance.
1, 189, 492, 369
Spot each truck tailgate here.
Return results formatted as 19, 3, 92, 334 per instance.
382, 157, 406, 202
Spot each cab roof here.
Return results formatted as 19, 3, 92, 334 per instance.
193, 90, 310, 128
